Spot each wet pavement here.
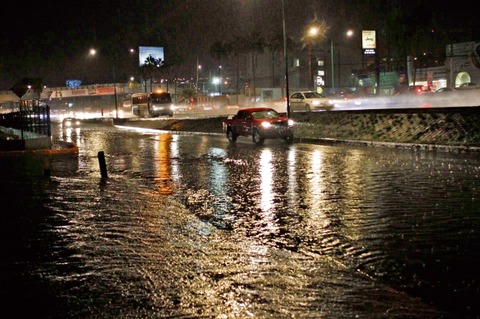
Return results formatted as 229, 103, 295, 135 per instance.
1, 123, 479, 318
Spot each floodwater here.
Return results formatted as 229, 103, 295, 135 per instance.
1, 123, 479, 318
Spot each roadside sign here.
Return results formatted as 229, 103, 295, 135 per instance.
10, 83, 28, 98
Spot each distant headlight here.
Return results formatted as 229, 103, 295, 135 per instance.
63, 120, 80, 127
312, 100, 320, 106
288, 119, 295, 126
261, 121, 272, 129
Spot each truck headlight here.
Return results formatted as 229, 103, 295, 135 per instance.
261, 121, 272, 129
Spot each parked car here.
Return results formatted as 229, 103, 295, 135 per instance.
289, 91, 334, 112
222, 107, 294, 145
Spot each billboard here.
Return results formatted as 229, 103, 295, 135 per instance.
138, 46, 164, 67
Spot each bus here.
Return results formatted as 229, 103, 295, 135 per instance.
131, 92, 174, 117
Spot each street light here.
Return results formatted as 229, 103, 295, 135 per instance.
330, 29, 354, 93
89, 48, 118, 118
307, 26, 320, 90
303, 20, 327, 90
218, 65, 222, 95
196, 59, 202, 94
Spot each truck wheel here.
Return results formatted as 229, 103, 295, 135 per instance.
252, 129, 265, 145
227, 128, 237, 142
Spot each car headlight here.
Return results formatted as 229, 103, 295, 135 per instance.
312, 100, 320, 106
288, 119, 295, 127
261, 121, 272, 129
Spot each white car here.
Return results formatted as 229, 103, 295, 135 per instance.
289, 91, 334, 112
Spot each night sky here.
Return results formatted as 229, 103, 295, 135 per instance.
1, 0, 479, 90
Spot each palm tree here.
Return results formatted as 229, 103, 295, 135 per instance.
157, 52, 183, 93
209, 40, 230, 64
209, 40, 232, 96
140, 55, 163, 92
245, 31, 265, 101
266, 33, 284, 87
227, 35, 248, 104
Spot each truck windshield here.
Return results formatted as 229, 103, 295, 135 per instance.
252, 110, 279, 119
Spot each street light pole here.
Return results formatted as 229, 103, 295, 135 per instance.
330, 30, 353, 94
218, 65, 222, 95
113, 64, 118, 119
89, 48, 118, 118
282, 0, 290, 117
330, 39, 335, 93
196, 58, 200, 93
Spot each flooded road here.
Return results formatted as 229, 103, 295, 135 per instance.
1, 123, 479, 318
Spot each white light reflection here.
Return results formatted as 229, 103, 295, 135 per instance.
62, 127, 81, 145
309, 149, 329, 228
260, 149, 274, 213
208, 147, 228, 213
209, 147, 227, 193
169, 135, 180, 181
287, 147, 298, 205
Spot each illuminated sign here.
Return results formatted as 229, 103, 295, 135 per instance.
66, 79, 82, 88
139, 46, 164, 67
362, 30, 376, 55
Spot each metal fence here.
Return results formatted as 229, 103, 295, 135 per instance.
0, 100, 51, 139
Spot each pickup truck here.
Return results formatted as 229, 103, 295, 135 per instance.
222, 107, 294, 145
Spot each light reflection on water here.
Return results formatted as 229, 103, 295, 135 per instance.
1, 123, 479, 318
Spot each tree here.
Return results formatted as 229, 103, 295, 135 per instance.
180, 86, 197, 104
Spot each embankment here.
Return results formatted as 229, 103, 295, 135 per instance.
114, 106, 480, 153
